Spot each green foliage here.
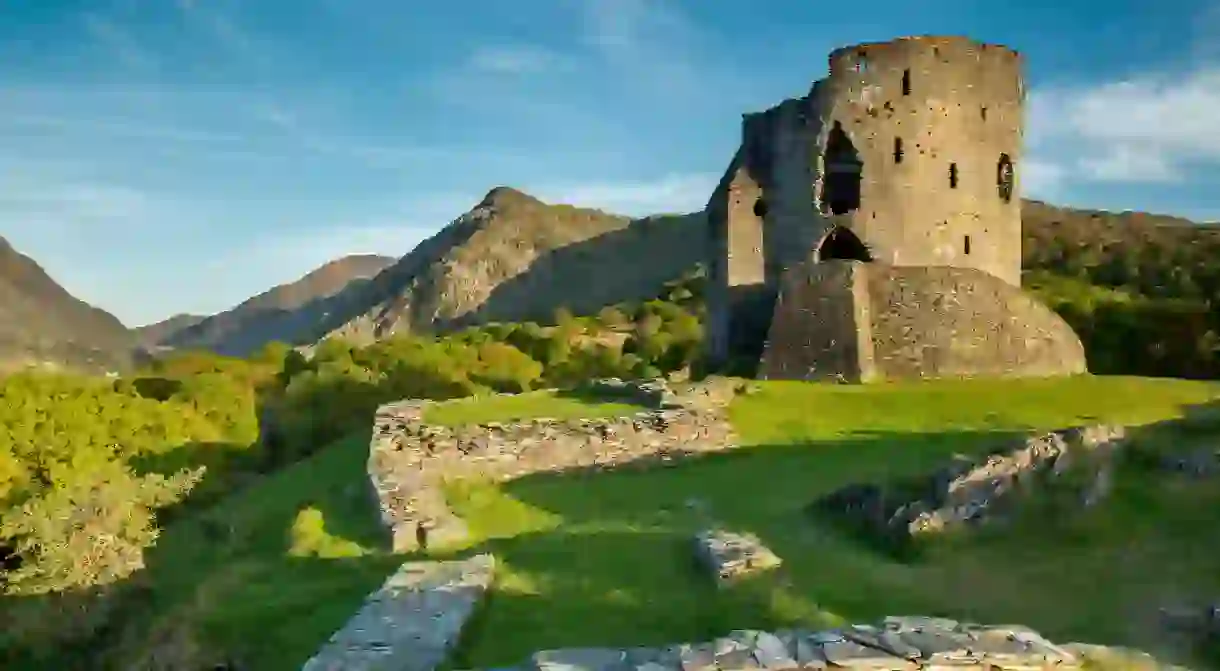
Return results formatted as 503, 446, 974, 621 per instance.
0, 280, 708, 661
1027, 271, 1220, 379
1, 460, 203, 596
287, 506, 366, 559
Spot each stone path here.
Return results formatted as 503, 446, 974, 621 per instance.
461, 616, 1185, 671
693, 529, 783, 585
300, 554, 494, 671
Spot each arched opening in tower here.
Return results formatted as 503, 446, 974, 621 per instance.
822, 121, 862, 215
997, 153, 1015, 203
816, 226, 872, 262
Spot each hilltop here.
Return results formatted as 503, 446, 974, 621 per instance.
300, 186, 707, 345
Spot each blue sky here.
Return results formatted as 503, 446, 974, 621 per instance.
1, 0, 1217, 326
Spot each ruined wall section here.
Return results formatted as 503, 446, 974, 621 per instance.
758, 259, 876, 382
705, 147, 769, 367
744, 94, 826, 285
812, 36, 1024, 285
368, 385, 736, 553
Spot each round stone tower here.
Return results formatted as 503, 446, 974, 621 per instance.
810, 35, 1024, 285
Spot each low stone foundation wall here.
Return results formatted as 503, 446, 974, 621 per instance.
468, 616, 1178, 671
301, 554, 495, 671
368, 381, 736, 552
812, 424, 1128, 544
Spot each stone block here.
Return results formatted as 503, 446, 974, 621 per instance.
693, 530, 783, 584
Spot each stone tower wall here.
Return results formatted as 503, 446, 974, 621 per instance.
811, 36, 1024, 285
757, 260, 1087, 383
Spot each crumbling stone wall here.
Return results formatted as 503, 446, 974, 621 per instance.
367, 382, 735, 552
758, 260, 1086, 382
812, 424, 1127, 545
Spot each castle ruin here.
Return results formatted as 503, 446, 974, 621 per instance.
705, 35, 1087, 381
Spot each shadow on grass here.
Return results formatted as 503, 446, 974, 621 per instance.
550, 384, 654, 408
432, 428, 1026, 666
438, 406, 1220, 667
0, 424, 408, 671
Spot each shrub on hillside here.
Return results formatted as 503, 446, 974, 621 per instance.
0, 458, 203, 596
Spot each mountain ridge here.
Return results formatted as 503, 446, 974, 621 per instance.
9, 189, 1220, 370
0, 236, 136, 373
147, 253, 397, 357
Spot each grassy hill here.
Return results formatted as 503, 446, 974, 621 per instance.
18, 374, 1217, 670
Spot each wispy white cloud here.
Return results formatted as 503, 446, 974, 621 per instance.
0, 183, 153, 221
82, 14, 158, 72
2, 108, 492, 168
1029, 67, 1220, 182
200, 192, 479, 293
530, 173, 718, 216
468, 45, 565, 75
578, 0, 709, 100
1025, 5, 1220, 194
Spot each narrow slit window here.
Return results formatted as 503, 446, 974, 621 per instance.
980, 106, 988, 121
949, 162, 959, 189
893, 137, 904, 164
964, 235, 972, 255
901, 69, 911, 96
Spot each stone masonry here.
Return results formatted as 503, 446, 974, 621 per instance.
813, 424, 1128, 544
465, 616, 1187, 671
301, 554, 495, 671
704, 35, 1086, 382
367, 380, 736, 553
693, 529, 784, 585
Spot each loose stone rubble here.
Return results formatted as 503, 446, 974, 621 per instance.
459, 616, 1183, 671
367, 379, 736, 552
300, 554, 495, 671
693, 529, 783, 584
812, 424, 1128, 544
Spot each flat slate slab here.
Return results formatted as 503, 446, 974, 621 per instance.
458, 616, 1106, 671
300, 553, 494, 671
693, 529, 783, 584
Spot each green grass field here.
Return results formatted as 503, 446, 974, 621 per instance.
56, 375, 1220, 669
422, 389, 646, 426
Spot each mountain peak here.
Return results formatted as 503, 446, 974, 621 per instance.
479, 186, 541, 208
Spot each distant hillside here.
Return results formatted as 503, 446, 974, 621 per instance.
134, 313, 206, 347
1021, 199, 1220, 298
307, 187, 707, 344
0, 236, 135, 373
153, 254, 396, 357
134, 192, 1220, 358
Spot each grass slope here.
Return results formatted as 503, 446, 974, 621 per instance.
422, 390, 646, 426
81, 375, 1220, 669
96, 432, 403, 671
439, 376, 1220, 666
